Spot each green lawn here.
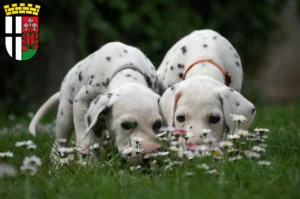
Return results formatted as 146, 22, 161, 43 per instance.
0, 103, 300, 199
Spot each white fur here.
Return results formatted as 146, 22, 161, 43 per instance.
157, 29, 243, 93
29, 42, 161, 160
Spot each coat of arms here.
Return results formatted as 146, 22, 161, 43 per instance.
4, 3, 40, 61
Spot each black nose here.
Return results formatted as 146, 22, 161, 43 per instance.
251, 107, 256, 114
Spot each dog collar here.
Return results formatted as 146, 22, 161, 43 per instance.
110, 63, 147, 83
182, 59, 232, 86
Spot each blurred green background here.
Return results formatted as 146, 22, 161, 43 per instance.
1, 0, 300, 115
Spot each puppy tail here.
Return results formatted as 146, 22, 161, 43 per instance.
29, 92, 60, 136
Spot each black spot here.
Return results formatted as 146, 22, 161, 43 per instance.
170, 66, 174, 70
78, 72, 82, 81
220, 98, 223, 106
230, 46, 233, 50
91, 75, 94, 79
102, 78, 109, 87
178, 73, 183, 78
151, 74, 155, 78
154, 80, 158, 89
202, 63, 206, 67
235, 61, 240, 67
189, 126, 193, 129
134, 77, 137, 80
203, 44, 208, 48
171, 86, 175, 91
60, 110, 64, 115
106, 56, 111, 62
124, 49, 128, 53
168, 85, 171, 88
144, 74, 152, 88
68, 99, 73, 104
72, 87, 75, 92
230, 88, 234, 92
86, 90, 89, 94
87, 115, 91, 126
94, 96, 100, 104
213, 36, 217, 40
234, 54, 239, 59
126, 74, 131, 77
96, 83, 100, 87
177, 64, 184, 69
107, 93, 113, 98
101, 106, 110, 116
90, 54, 94, 58
252, 107, 256, 114
74, 100, 78, 103
181, 46, 187, 54
77, 64, 82, 69
166, 61, 169, 65
236, 102, 240, 106
88, 79, 93, 85
225, 125, 230, 134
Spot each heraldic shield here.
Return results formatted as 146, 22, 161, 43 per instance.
4, 3, 41, 61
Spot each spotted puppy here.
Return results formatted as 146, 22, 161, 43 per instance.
157, 29, 243, 94
29, 42, 162, 160
159, 76, 256, 144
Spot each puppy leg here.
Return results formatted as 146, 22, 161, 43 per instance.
50, 95, 74, 161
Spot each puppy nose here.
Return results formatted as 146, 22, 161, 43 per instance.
251, 107, 256, 114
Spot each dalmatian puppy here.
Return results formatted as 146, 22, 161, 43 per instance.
29, 42, 162, 161
157, 29, 243, 94
159, 76, 256, 144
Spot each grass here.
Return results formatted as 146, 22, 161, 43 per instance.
1, 103, 300, 199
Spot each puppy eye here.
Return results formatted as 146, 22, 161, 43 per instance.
121, 121, 137, 130
209, 115, 220, 124
176, 115, 185, 123
152, 120, 162, 132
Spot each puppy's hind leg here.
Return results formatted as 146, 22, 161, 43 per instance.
50, 95, 74, 161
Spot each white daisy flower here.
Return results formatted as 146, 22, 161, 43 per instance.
252, 146, 266, 153
121, 147, 134, 155
131, 136, 143, 144
25, 140, 34, 145
196, 163, 210, 170
184, 172, 195, 177
59, 158, 69, 164
204, 137, 217, 145
206, 169, 219, 175
156, 151, 169, 156
254, 128, 270, 134
0, 151, 14, 158
23, 156, 42, 168
227, 134, 240, 140
130, 165, 142, 171
27, 112, 34, 118
58, 147, 75, 154
229, 114, 247, 122
58, 138, 67, 143
164, 158, 171, 163
155, 131, 167, 138
202, 129, 211, 137
245, 151, 261, 159
164, 164, 172, 171
219, 141, 233, 148
8, 114, 16, 121
258, 160, 271, 166
228, 155, 243, 162
0, 164, 17, 178
236, 129, 249, 137
89, 143, 99, 150
27, 144, 37, 150
135, 148, 144, 153
185, 150, 194, 160
196, 145, 208, 152
15, 141, 26, 147
20, 165, 37, 176
185, 131, 194, 139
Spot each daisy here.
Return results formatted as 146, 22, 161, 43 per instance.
23, 156, 42, 167
228, 155, 243, 162
245, 151, 261, 159
252, 146, 266, 153
185, 151, 194, 160
227, 134, 240, 140
21, 165, 37, 176
164, 164, 172, 171
202, 129, 211, 137
254, 128, 270, 134
184, 172, 195, 177
204, 137, 217, 145
196, 163, 210, 170
156, 151, 169, 156
58, 138, 67, 143
0, 151, 14, 158
135, 148, 144, 154
219, 141, 233, 148
27, 144, 37, 150
15, 141, 26, 147
131, 136, 143, 144
185, 131, 194, 139
89, 143, 99, 150
0, 164, 17, 178
258, 160, 272, 166
155, 131, 167, 138
122, 147, 134, 156
59, 158, 69, 164
196, 145, 208, 152
236, 129, 249, 137
206, 169, 219, 175
229, 114, 247, 122
58, 147, 75, 154
27, 112, 34, 118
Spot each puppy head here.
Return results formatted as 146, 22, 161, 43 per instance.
159, 76, 256, 144
85, 84, 162, 162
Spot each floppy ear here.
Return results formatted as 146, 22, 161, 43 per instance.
159, 84, 182, 128
84, 92, 119, 135
215, 87, 256, 133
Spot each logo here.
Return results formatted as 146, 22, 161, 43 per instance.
4, 3, 40, 61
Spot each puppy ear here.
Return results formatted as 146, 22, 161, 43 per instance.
215, 87, 256, 133
84, 92, 119, 135
159, 84, 182, 128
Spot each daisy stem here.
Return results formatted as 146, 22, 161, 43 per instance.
25, 175, 31, 199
